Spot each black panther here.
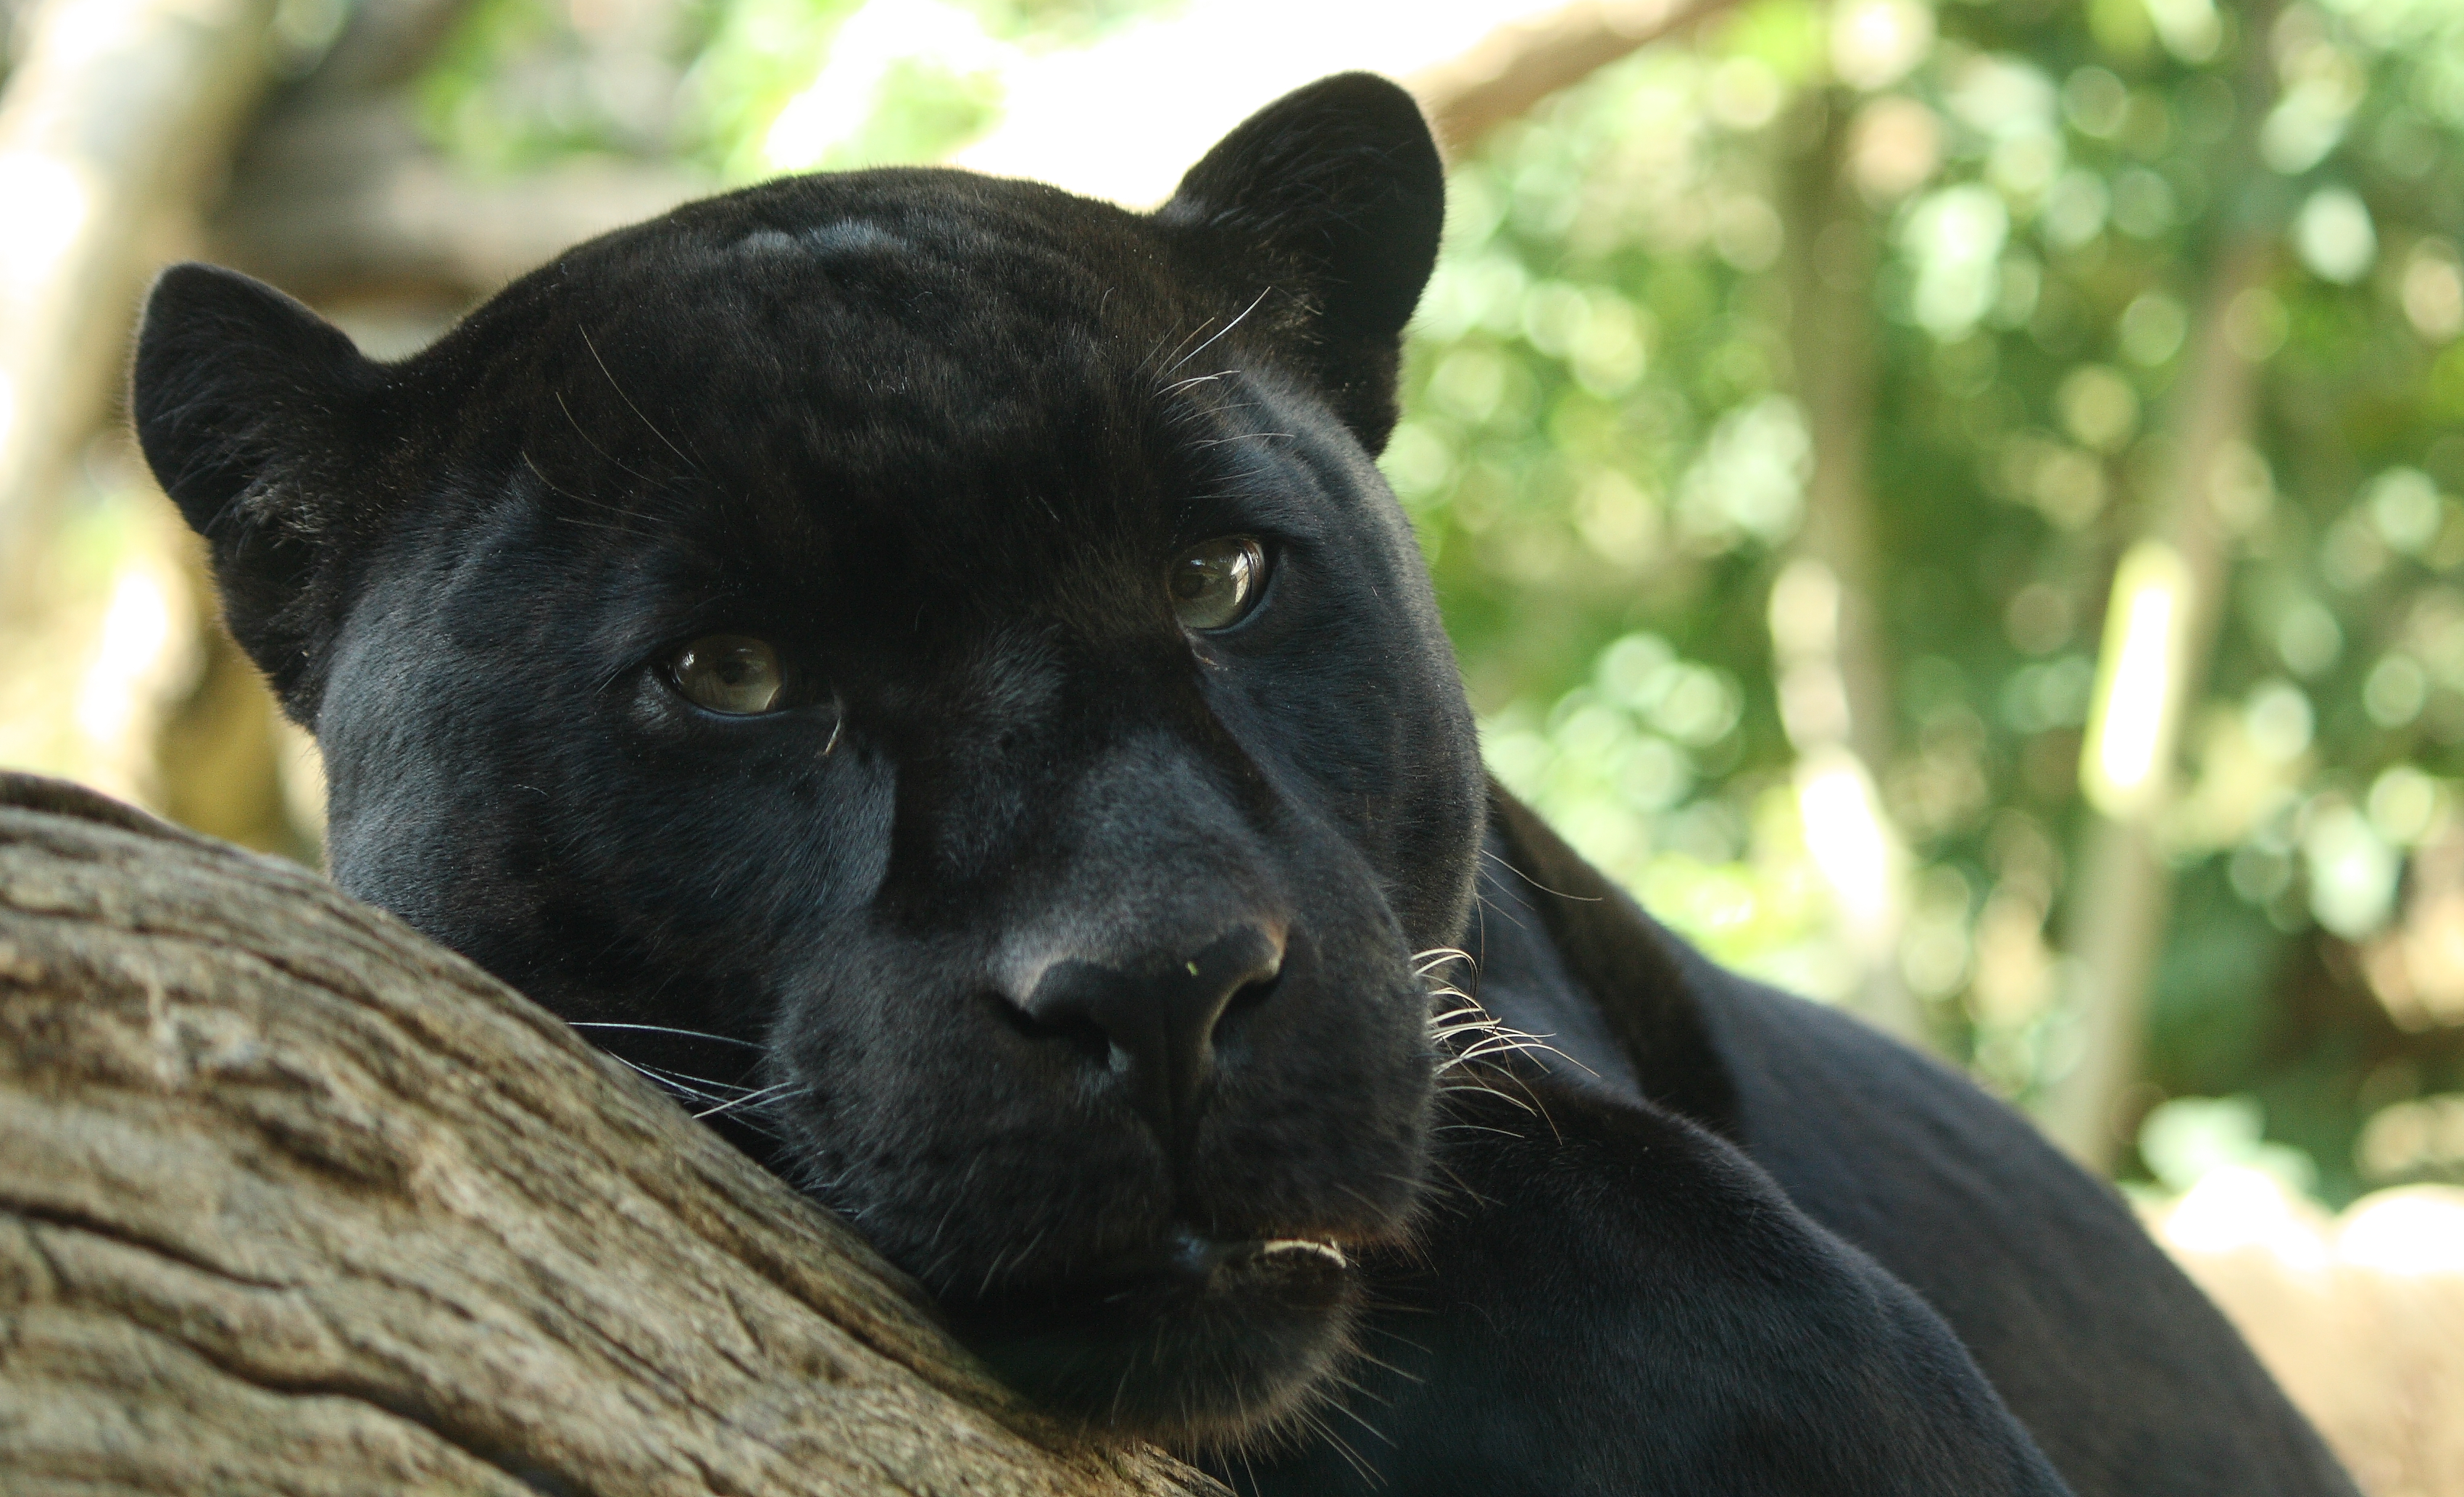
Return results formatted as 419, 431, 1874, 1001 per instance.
133, 72, 2355, 1496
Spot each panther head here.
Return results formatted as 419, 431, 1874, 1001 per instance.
133, 73, 1482, 1448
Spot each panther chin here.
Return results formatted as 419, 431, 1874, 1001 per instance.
947, 1229, 1364, 1448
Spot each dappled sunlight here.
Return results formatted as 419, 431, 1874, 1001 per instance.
2081, 539, 2188, 819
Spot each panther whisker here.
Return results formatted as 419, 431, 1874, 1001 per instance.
692, 1080, 805, 1120
1154, 315, 1220, 376
1422, 984, 1584, 1076
1411, 946, 1473, 978
1167, 285, 1274, 374
1428, 1117, 1527, 1140
1321, 1372, 1399, 1433
980, 1224, 1050, 1297
609, 1059, 793, 1141
571, 1022, 763, 1049
977, 1245, 1012, 1299
608, 1054, 745, 1107
1434, 1078, 1540, 1118
518, 451, 656, 540
1295, 1407, 1378, 1488
553, 390, 662, 487
1354, 1323, 1436, 1362
1335, 1338, 1420, 1388
578, 324, 707, 477
1188, 431, 1294, 449
620, 1059, 761, 1093
1478, 845, 1602, 902
1157, 369, 1233, 399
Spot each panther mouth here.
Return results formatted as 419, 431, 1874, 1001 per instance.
946, 1226, 1367, 1447
1149, 1227, 1352, 1283
1258, 1237, 1349, 1269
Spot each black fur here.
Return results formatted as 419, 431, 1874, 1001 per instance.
134, 72, 2353, 1495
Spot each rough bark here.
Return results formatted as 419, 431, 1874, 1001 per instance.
0, 770, 1220, 1497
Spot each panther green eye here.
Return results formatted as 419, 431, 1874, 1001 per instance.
670, 634, 786, 715
1167, 537, 1266, 631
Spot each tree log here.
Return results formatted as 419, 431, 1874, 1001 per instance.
0, 771, 1221, 1497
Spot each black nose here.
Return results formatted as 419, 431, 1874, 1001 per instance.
1020, 924, 1284, 1146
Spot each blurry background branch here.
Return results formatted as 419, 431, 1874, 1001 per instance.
209, 0, 707, 301
207, 0, 1763, 304
1412, 0, 1752, 157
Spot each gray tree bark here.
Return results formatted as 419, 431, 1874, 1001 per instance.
0, 770, 1221, 1497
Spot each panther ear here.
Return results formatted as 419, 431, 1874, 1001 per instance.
1157, 72, 1444, 453
133, 263, 386, 716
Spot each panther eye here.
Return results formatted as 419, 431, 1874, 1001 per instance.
1166, 537, 1266, 631
668, 633, 786, 715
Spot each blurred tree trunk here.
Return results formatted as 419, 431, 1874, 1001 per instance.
1772, 88, 1921, 1044
1778, 91, 1895, 789
2040, 235, 2276, 1169
0, 0, 278, 604
2040, 7, 2284, 1167
0, 772, 1221, 1497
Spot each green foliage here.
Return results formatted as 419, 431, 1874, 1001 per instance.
1404, 0, 2464, 1198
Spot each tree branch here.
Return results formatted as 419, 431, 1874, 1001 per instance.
1407, 0, 1749, 158
211, 99, 712, 303
206, 0, 1754, 306
0, 771, 1220, 1497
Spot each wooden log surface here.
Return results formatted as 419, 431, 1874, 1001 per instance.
0, 770, 1222, 1497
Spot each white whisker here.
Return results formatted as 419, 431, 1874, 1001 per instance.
1168, 285, 1274, 374
572, 1021, 763, 1048
694, 1080, 805, 1120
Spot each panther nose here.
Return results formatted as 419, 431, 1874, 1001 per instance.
1020, 924, 1284, 1144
